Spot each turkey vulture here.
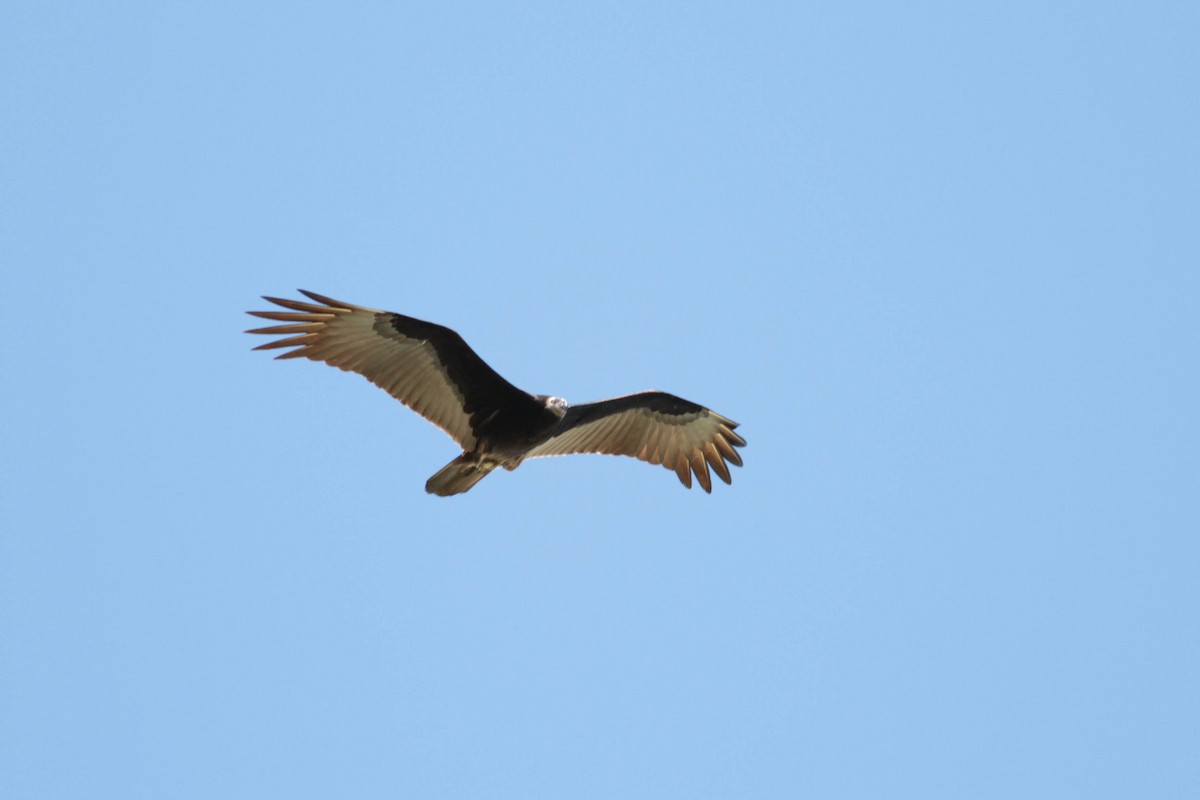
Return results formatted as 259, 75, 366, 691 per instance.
246, 291, 745, 496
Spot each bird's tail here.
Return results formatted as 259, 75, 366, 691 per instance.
425, 454, 497, 497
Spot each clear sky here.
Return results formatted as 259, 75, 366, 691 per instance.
2, 2, 1197, 798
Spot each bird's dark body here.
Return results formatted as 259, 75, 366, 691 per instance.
377, 314, 557, 446
248, 291, 744, 496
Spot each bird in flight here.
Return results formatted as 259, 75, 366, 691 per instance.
246, 291, 745, 496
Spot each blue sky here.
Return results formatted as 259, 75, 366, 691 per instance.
2, 2, 1197, 797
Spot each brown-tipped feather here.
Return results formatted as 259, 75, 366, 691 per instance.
252, 334, 321, 351
674, 458, 693, 488
704, 442, 732, 484
245, 323, 324, 335
262, 296, 345, 314
714, 433, 743, 467
246, 310, 333, 322
297, 289, 368, 310
690, 450, 713, 493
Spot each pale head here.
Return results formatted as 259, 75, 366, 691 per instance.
541, 395, 569, 417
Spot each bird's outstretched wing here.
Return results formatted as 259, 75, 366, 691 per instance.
525, 391, 745, 492
246, 290, 538, 450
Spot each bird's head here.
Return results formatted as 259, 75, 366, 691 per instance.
541, 395, 569, 417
